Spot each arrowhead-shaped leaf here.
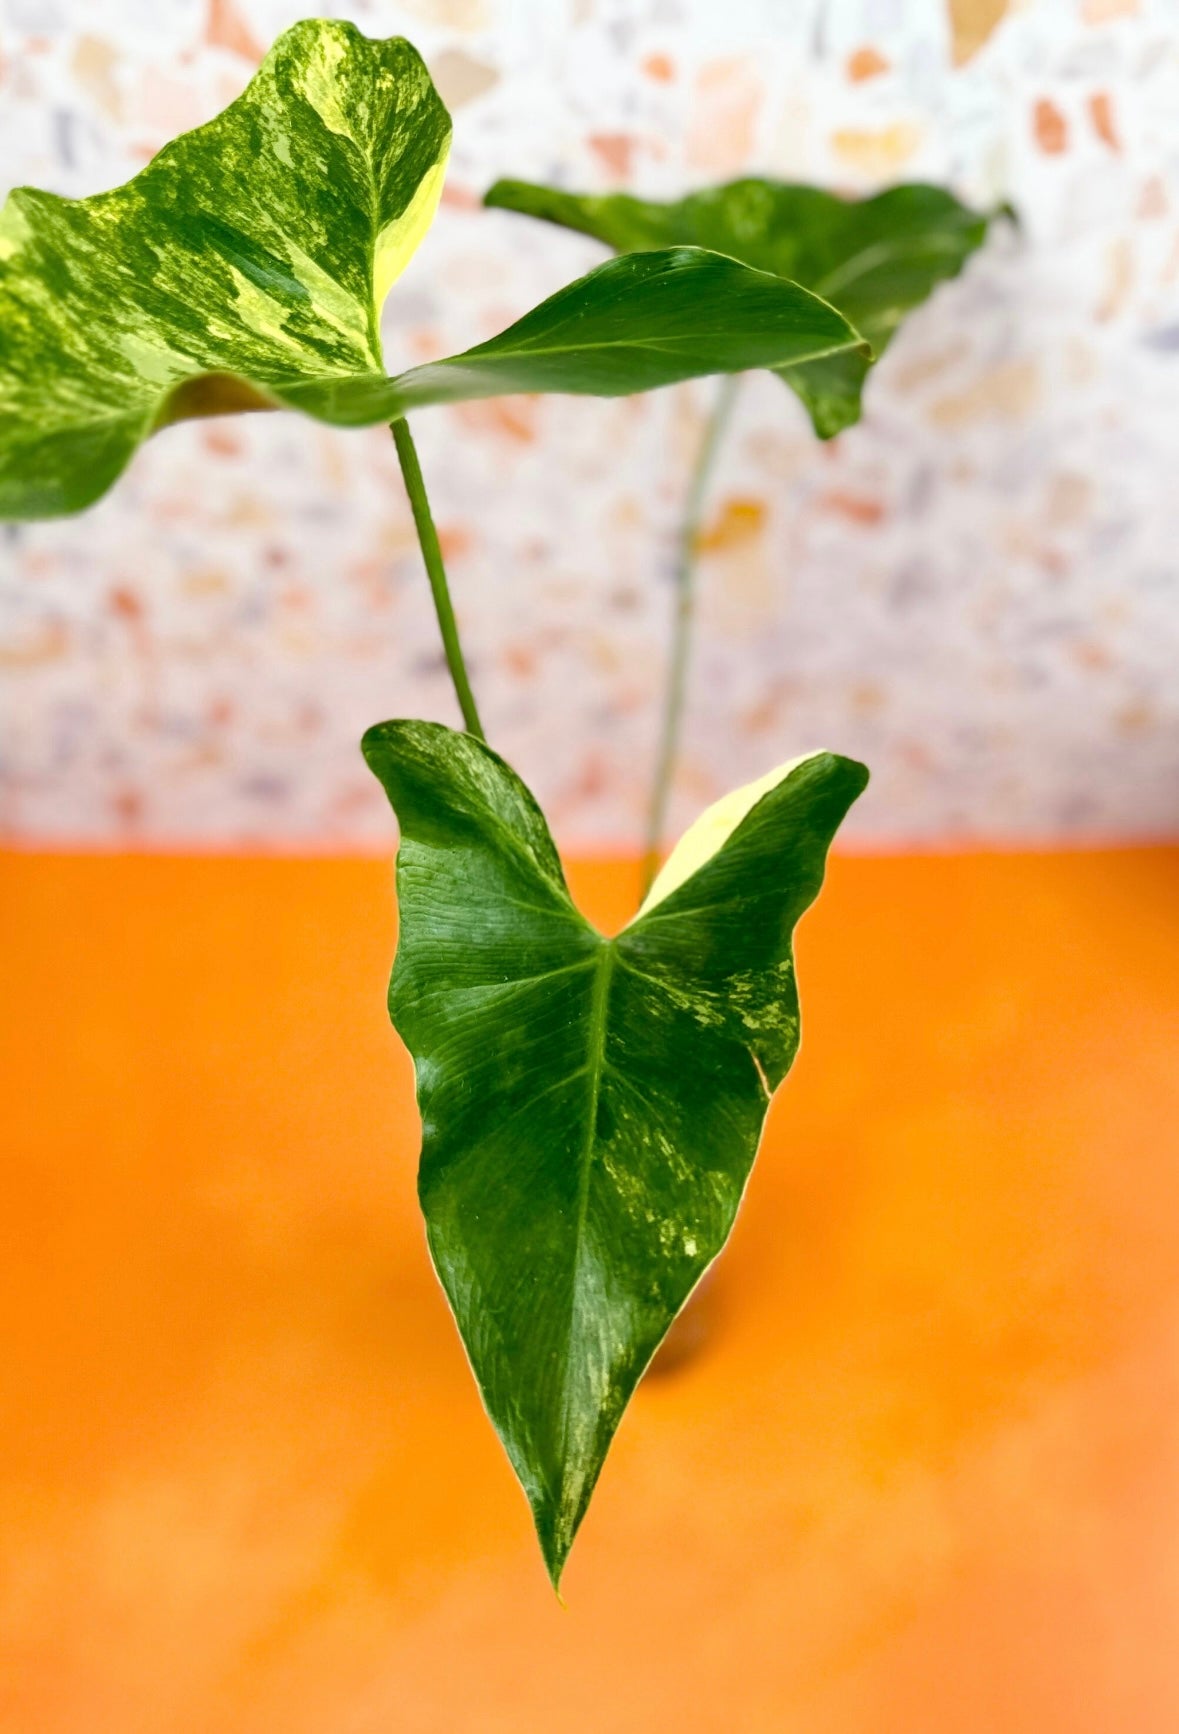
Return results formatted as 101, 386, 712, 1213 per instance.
485, 177, 1000, 437
362, 720, 867, 1586
0, 21, 868, 520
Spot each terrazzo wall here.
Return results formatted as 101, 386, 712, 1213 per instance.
1, 0, 1176, 849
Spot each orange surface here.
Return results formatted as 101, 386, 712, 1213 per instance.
2, 846, 1178, 1733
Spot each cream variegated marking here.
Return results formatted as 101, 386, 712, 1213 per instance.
373, 151, 450, 307
637, 753, 820, 916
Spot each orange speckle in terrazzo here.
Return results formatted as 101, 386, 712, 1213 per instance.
1096, 237, 1134, 321
206, 0, 264, 64
71, 34, 123, 120
111, 787, 145, 826
428, 48, 498, 109
454, 398, 539, 444
439, 181, 480, 210
1082, 0, 1140, 21
930, 360, 1042, 428
0, 620, 69, 668
203, 425, 243, 458
832, 122, 922, 177
181, 569, 232, 598
137, 70, 207, 139
846, 46, 890, 83
502, 643, 538, 680
109, 586, 145, 622
1088, 91, 1120, 151
698, 496, 766, 553
1114, 699, 1156, 733
1072, 640, 1115, 672
740, 676, 800, 733
588, 133, 639, 180
687, 58, 764, 174
892, 340, 972, 395
437, 524, 473, 562
947, 0, 1009, 65
819, 491, 887, 528
1033, 98, 1069, 154
641, 52, 675, 83
851, 679, 887, 715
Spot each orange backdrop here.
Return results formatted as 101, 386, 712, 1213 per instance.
2, 846, 1178, 1732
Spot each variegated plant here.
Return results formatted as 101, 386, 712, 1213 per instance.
485, 175, 1007, 884
0, 23, 868, 522
0, 17, 1015, 1588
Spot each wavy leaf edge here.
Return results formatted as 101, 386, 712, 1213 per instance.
483, 173, 1006, 437
0, 20, 870, 519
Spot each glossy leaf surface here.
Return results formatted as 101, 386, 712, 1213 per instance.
485, 176, 999, 436
363, 720, 867, 1585
0, 20, 867, 519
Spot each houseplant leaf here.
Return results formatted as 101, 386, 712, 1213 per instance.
0, 18, 451, 519
371, 246, 869, 418
362, 719, 868, 1587
485, 177, 1000, 436
0, 19, 868, 520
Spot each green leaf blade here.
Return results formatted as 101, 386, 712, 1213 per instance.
0, 29, 871, 519
363, 721, 868, 1586
485, 175, 999, 437
387, 247, 868, 411
0, 19, 451, 518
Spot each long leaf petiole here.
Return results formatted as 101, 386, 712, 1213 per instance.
391, 416, 486, 741
640, 373, 742, 897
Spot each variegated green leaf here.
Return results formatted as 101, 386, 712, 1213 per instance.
485, 177, 1001, 437
0, 19, 450, 519
362, 719, 867, 1586
0, 20, 868, 519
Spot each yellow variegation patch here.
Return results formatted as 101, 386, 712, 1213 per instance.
638, 753, 819, 915
0, 19, 451, 517
374, 151, 450, 306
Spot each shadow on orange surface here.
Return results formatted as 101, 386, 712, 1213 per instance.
2, 846, 1178, 1732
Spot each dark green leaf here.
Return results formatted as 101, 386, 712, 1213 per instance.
384, 246, 868, 413
485, 176, 1000, 436
362, 720, 867, 1586
0, 22, 867, 520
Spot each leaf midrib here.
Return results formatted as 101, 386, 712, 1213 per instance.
555, 937, 617, 1493
814, 230, 971, 303
447, 331, 864, 368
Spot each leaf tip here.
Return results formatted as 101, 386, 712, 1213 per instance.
536, 1511, 577, 1600
359, 718, 393, 767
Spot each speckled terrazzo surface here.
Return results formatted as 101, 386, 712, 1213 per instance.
0, 0, 1176, 849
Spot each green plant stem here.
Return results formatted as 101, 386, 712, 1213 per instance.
640, 373, 742, 898
391, 416, 485, 740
